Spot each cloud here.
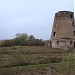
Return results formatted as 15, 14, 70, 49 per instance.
0, 0, 74, 40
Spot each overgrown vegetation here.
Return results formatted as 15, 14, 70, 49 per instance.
0, 46, 75, 75
0, 33, 45, 47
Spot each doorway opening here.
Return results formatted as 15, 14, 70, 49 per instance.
74, 42, 75, 48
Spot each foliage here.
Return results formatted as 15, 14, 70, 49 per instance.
0, 33, 45, 47
0, 39, 15, 47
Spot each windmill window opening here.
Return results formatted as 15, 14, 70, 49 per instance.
50, 41, 52, 44
70, 41, 72, 45
53, 32, 56, 36
72, 22, 74, 27
70, 15, 72, 18
57, 41, 59, 45
74, 31, 75, 36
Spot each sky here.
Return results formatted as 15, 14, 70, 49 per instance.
0, 0, 74, 40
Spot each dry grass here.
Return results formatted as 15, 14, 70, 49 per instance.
0, 46, 75, 75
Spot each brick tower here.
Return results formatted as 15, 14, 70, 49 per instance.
50, 11, 74, 50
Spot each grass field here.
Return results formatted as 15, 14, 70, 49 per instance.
0, 46, 75, 75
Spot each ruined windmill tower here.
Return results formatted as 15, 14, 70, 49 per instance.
50, 11, 75, 50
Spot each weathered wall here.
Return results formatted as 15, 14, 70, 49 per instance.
51, 11, 74, 40
51, 39, 74, 50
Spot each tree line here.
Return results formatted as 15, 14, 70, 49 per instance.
0, 33, 45, 47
